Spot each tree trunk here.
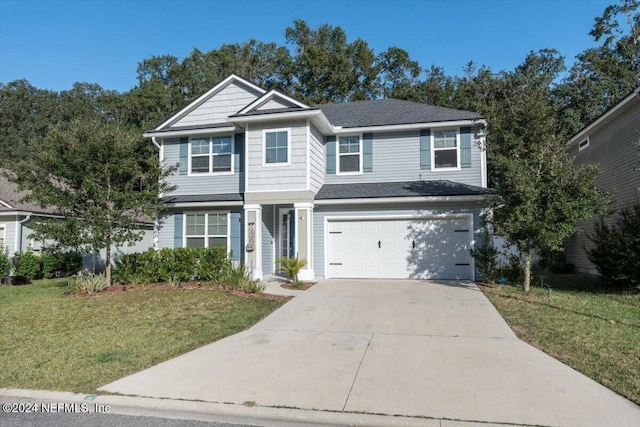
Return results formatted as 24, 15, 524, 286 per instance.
105, 244, 111, 288
523, 250, 532, 293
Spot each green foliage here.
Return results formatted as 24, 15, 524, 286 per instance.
587, 203, 640, 286
0, 247, 10, 277
277, 257, 307, 288
470, 223, 499, 283
113, 248, 231, 285
70, 273, 109, 293
15, 250, 42, 280
40, 250, 82, 279
224, 264, 258, 292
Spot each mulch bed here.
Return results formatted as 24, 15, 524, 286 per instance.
280, 281, 316, 291
74, 282, 292, 302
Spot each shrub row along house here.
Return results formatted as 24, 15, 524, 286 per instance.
146, 74, 491, 281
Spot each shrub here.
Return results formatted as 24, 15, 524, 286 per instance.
277, 257, 307, 288
588, 203, 640, 286
71, 273, 108, 293
41, 250, 82, 279
224, 264, 255, 291
470, 225, 499, 283
0, 247, 10, 277
15, 249, 42, 280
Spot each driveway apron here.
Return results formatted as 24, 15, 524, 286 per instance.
99, 280, 640, 427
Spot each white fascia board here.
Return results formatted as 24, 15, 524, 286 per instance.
154, 74, 266, 130
144, 126, 237, 138
315, 195, 487, 205
0, 199, 14, 209
164, 201, 244, 208
228, 109, 323, 124
332, 119, 482, 135
0, 210, 64, 218
567, 87, 640, 149
237, 89, 310, 114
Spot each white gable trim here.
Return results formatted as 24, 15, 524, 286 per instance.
154, 74, 266, 131
237, 89, 310, 115
144, 126, 237, 138
0, 199, 13, 209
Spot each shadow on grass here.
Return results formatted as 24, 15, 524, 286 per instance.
534, 272, 639, 296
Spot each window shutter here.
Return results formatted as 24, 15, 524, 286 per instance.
173, 213, 183, 248
234, 133, 244, 173
363, 133, 373, 172
460, 127, 472, 168
326, 136, 336, 174
178, 137, 188, 175
420, 129, 431, 170
229, 212, 241, 261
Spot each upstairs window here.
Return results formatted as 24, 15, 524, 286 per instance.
433, 129, 459, 169
185, 213, 228, 249
338, 135, 362, 173
265, 130, 289, 164
190, 136, 233, 174
579, 137, 590, 151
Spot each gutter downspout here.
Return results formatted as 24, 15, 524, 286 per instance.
15, 213, 32, 255
151, 136, 161, 149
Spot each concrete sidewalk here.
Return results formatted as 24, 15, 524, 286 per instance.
98, 280, 640, 427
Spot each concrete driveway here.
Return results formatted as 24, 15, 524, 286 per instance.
99, 280, 640, 427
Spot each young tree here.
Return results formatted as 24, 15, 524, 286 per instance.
4, 119, 175, 287
483, 50, 610, 292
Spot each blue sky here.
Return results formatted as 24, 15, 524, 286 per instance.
0, 0, 612, 93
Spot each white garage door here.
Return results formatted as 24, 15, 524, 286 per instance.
327, 217, 473, 280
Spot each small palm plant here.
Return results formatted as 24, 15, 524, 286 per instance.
277, 257, 307, 289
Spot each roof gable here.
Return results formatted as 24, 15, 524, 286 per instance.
236, 89, 311, 115
155, 74, 266, 130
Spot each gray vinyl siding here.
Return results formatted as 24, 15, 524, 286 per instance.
310, 124, 325, 193
246, 120, 308, 191
324, 128, 484, 186
0, 217, 18, 257
163, 137, 244, 196
171, 82, 263, 127
313, 202, 485, 279
564, 99, 640, 274
261, 205, 275, 275
157, 212, 175, 249
257, 98, 296, 110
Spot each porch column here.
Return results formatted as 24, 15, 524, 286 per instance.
243, 204, 263, 280
294, 202, 314, 281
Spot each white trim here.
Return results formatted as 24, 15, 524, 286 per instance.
243, 205, 263, 280
187, 134, 235, 176
231, 109, 321, 123
480, 135, 488, 188
0, 199, 14, 209
154, 74, 266, 130
568, 87, 640, 148
182, 211, 231, 250
431, 127, 461, 172
306, 119, 311, 191
0, 224, 5, 249
333, 119, 480, 135
144, 126, 237, 138
237, 89, 310, 115
244, 123, 250, 193
323, 213, 474, 280
315, 195, 487, 205
165, 201, 243, 208
262, 128, 292, 167
0, 211, 63, 218
336, 134, 363, 175
578, 137, 590, 152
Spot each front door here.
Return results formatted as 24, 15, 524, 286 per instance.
280, 209, 295, 259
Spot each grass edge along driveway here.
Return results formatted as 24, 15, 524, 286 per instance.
480, 273, 640, 405
0, 279, 285, 393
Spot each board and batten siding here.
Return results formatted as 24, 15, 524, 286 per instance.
324, 129, 483, 187
246, 120, 308, 191
309, 124, 325, 193
313, 203, 484, 279
162, 137, 244, 196
171, 82, 263, 128
564, 99, 640, 274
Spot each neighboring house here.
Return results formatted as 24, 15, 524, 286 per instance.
146, 74, 491, 281
0, 173, 154, 272
564, 87, 640, 274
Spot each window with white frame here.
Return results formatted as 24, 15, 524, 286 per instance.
190, 136, 233, 174
433, 129, 459, 169
185, 213, 228, 249
265, 130, 289, 164
579, 137, 590, 151
338, 135, 361, 173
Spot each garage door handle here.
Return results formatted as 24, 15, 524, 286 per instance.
378, 240, 381, 248
412, 240, 415, 249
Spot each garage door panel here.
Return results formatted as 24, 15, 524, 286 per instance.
327, 217, 472, 280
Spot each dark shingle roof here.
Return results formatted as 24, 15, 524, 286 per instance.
162, 193, 243, 204
317, 98, 481, 128
0, 174, 58, 214
229, 106, 314, 118
153, 122, 235, 133
315, 180, 492, 200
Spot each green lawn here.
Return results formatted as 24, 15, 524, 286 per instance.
0, 279, 284, 393
480, 273, 640, 405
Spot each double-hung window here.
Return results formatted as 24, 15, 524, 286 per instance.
264, 130, 289, 164
190, 136, 233, 174
185, 213, 228, 249
433, 129, 459, 169
338, 135, 361, 173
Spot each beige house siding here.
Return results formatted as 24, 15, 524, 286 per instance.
565, 92, 640, 274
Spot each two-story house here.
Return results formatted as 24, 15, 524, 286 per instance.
145, 74, 491, 281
